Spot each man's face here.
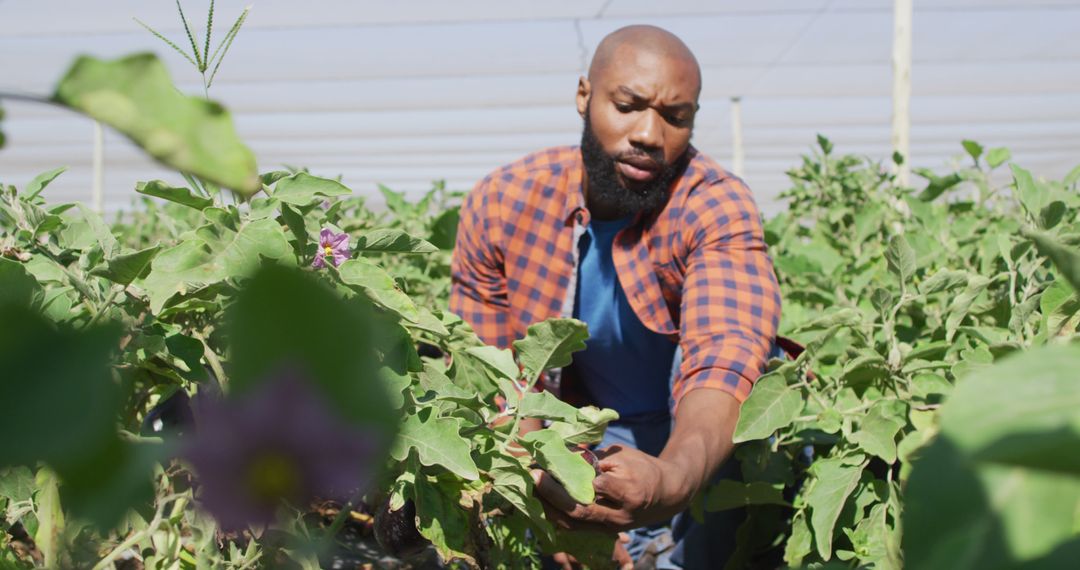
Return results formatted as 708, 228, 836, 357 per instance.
577, 44, 699, 218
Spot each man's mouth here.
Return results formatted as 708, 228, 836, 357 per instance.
615, 157, 660, 183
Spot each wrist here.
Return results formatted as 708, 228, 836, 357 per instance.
658, 456, 702, 511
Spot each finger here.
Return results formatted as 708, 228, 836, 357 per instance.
618, 532, 630, 544
613, 540, 633, 570
591, 472, 628, 504
531, 469, 580, 513
593, 444, 622, 461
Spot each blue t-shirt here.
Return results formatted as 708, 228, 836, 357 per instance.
571, 217, 678, 417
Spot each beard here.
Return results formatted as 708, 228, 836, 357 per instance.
579, 107, 684, 219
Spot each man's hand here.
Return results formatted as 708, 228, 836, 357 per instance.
530, 389, 741, 532
532, 445, 692, 532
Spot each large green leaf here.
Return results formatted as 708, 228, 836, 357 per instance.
355, 229, 439, 253
1011, 164, 1047, 218
140, 217, 290, 312
0, 306, 121, 471
733, 372, 802, 443
271, 172, 351, 206
0, 259, 41, 308
390, 411, 478, 481
338, 258, 419, 323
24, 167, 68, 200
518, 390, 580, 423
548, 406, 619, 446
1025, 229, 1080, 293
226, 265, 395, 433
135, 180, 214, 210
885, 234, 916, 285
704, 480, 788, 511
90, 245, 162, 286
522, 429, 596, 504
904, 345, 1080, 568
808, 455, 866, 560
850, 400, 908, 463
512, 318, 589, 384
53, 53, 259, 194
412, 476, 476, 565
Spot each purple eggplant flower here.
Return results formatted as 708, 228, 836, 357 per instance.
184, 368, 380, 531
312, 228, 350, 269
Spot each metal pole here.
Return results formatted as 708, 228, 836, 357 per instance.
92, 121, 104, 213
892, 0, 912, 187
730, 96, 745, 178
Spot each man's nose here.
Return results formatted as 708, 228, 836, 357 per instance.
628, 109, 664, 150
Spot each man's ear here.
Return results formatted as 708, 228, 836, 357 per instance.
576, 76, 590, 118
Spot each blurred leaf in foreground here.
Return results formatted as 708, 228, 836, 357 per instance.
53, 53, 260, 195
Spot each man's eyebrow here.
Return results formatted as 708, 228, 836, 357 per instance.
615, 86, 697, 114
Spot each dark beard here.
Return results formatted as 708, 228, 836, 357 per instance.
580, 111, 683, 219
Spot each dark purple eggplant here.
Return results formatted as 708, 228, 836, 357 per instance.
373, 497, 429, 559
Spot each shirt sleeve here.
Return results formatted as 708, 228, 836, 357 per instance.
674, 176, 782, 409
449, 175, 513, 350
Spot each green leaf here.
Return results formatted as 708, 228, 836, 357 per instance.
808, 455, 866, 560
1039, 201, 1066, 230
703, 480, 787, 511
135, 180, 214, 210
272, 172, 351, 206
512, 318, 589, 384
141, 217, 290, 312
1064, 164, 1080, 187
56, 439, 162, 529
547, 406, 619, 446
391, 412, 478, 480
53, 53, 259, 194
904, 437, 1080, 569
850, 400, 908, 463
462, 345, 518, 381
962, 140, 984, 163
522, 429, 596, 504
986, 147, 1011, 169
1025, 229, 1080, 293
338, 259, 419, 323
90, 245, 162, 286
915, 170, 964, 202
378, 184, 409, 216
429, 208, 460, 250
784, 514, 814, 567
945, 275, 991, 342
412, 476, 475, 564
885, 234, 916, 284
519, 390, 580, 422
941, 344, 1080, 475
0, 306, 121, 470
227, 265, 395, 433
355, 229, 438, 254
25, 167, 68, 200
0, 259, 41, 308
733, 372, 802, 443
1011, 164, 1047, 218
919, 269, 970, 295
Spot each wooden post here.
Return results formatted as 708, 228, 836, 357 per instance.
731, 96, 745, 178
892, 0, 912, 187
92, 121, 104, 213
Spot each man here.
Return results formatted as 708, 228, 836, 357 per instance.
450, 25, 781, 568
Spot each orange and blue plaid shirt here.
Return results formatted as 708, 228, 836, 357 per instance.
449, 145, 781, 408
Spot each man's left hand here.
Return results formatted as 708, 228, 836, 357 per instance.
531, 444, 693, 532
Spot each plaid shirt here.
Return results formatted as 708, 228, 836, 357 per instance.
450, 145, 781, 408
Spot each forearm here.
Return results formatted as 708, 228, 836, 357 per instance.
658, 388, 740, 503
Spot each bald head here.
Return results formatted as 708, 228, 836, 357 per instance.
588, 25, 701, 97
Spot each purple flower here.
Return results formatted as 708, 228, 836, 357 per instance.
184, 368, 381, 531
312, 228, 350, 269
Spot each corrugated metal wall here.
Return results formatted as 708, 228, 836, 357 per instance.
2, 0, 1078, 214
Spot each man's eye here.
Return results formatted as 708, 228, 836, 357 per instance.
614, 102, 634, 113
